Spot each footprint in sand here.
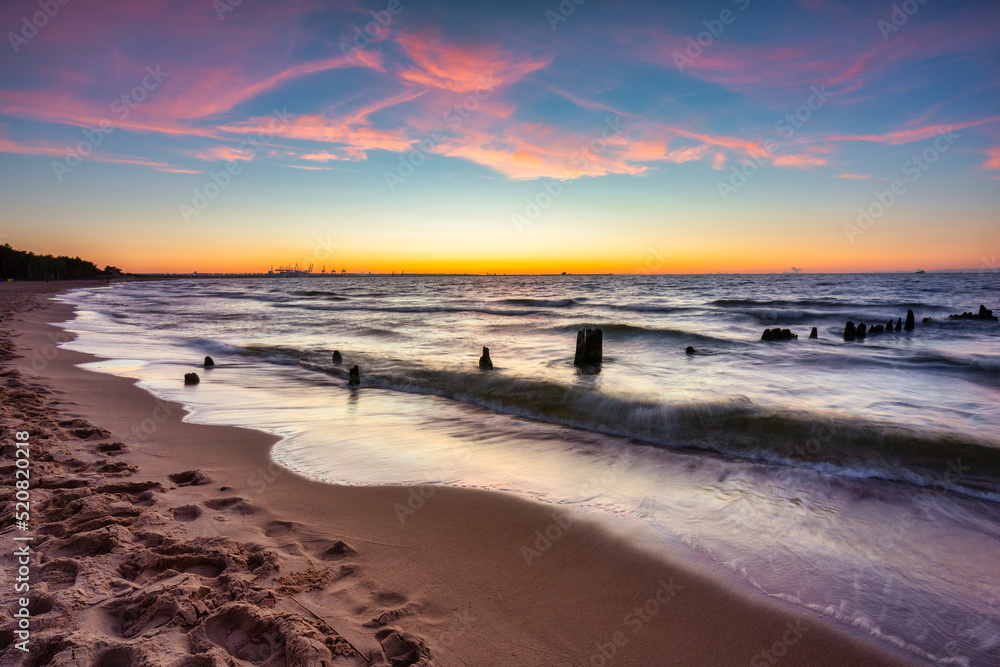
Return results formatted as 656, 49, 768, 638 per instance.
92, 645, 147, 667
109, 593, 181, 638
121, 551, 226, 583
49, 527, 123, 559
39, 559, 78, 591
263, 520, 299, 538
203, 496, 259, 514
203, 604, 284, 663
172, 504, 204, 522
376, 628, 426, 667
58, 418, 112, 440
19, 637, 71, 667
96, 441, 127, 455
95, 460, 137, 475
168, 469, 212, 487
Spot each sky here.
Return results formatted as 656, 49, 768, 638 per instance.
0, 0, 998, 274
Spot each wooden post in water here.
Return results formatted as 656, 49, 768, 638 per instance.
574, 329, 603, 365
479, 346, 493, 370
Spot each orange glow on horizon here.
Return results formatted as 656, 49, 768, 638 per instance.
97, 249, 995, 276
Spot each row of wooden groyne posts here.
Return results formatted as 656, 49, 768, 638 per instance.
179, 304, 996, 386
762, 304, 997, 344
179, 329, 606, 386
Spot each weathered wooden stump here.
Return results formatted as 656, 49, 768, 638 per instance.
844, 322, 856, 340
762, 328, 797, 341
204, 356, 215, 367
574, 329, 603, 365
479, 346, 493, 370
332, 350, 342, 364
947, 305, 998, 321
184, 373, 200, 385
809, 327, 818, 339
904, 309, 915, 330
348, 365, 360, 386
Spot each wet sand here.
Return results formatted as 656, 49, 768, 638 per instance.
0, 281, 924, 665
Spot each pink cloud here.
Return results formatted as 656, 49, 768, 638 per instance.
837, 173, 871, 179
300, 150, 355, 162
408, 100, 793, 179
0, 53, 381, 145
158, 167, 202, 174
13, 0, 987, 185
0, 90, 218, 139
0, 0, 382, 143
0, 133, 69, 158
395, 31, 552, 92
0, 128, 190, 172
155, 55, 382, 122
545, 85, 629, 116
219, 113, 413, 157
830, 116, 1000, 145
660, 145, 713, 164
773, 154, 827, 168
983, 148, 1000, 171
189, 146, 255, 162
633, 6, 998, 105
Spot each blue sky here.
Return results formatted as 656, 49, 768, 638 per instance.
0, 0, 997, 272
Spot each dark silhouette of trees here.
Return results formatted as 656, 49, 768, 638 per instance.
0, 244, 122, 280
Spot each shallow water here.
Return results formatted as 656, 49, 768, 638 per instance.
58, 273, 1000, 665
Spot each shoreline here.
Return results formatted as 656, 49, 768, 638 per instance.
0, 283, 925, 666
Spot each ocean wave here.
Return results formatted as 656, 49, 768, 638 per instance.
290, 290, 350, 300
351, 368, 1000, 500
357, 327, 407, 339
605, 303, 693, 314
200, 290, 294, 303
500, 297, 582, 308
710, 298, 939, 309
182, 337, 248, 356
197, 336, 1000, 500
271, 303, 544, 317
548, 323, 734, 345
725, 308, 847, 325
906, 352, 1000, 376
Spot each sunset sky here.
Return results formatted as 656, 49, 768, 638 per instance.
0, 0, 998, 274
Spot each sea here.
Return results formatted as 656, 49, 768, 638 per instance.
56, 273, 1000, 665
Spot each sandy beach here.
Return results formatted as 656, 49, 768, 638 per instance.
0, 282, 926, 666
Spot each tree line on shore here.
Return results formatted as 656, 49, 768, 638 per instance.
0, 243, 123, 281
